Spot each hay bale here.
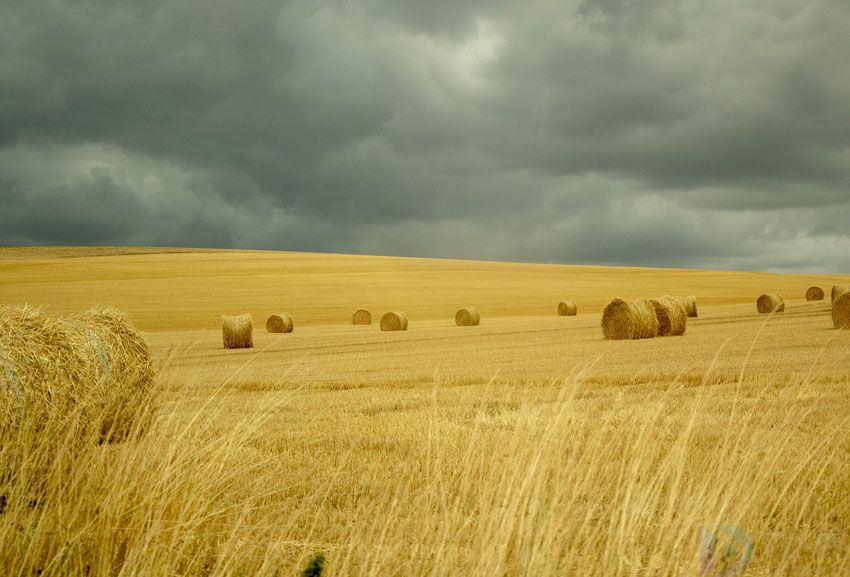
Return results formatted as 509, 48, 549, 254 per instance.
380, 312, 408, 332
647, 296, 687, 336
455, 307, 480, 326
831, 285, 850, 303
756, 294, 785, 314
557, 301, 577, 316
0, 305, 154, 443
601, 299, 659, 340
675, 295, 698, 318
352, 308, 372, 325
222, 314, 253, 348
805, 286, 825, 301
265, 313, 293, 333
832, 293, 850, 329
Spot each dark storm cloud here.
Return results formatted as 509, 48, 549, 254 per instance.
0, 0, 848, 271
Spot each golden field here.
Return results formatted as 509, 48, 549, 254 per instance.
1, 246, 849, 576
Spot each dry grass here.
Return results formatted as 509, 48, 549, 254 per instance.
601, 298, 659, 340
806, 286, 825, 301
455, 307, 481, 326
557, 300, 577, 316
265, 313, 294, 334
1, 247, 850, 576
379, 311, 409, 332
352, 309, 372, 325
757, 294, 785, 314
831, 293, 850, 329
648, 296, 687, 336
222, 314, 253, 349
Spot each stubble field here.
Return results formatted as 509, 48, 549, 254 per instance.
1, 246, 848, 576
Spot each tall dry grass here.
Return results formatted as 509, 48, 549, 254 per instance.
1, 344, 848, 576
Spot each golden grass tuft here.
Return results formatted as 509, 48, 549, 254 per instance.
831, 285, 850, 303
557, 301, 577, 316
265, 313, 293, 334
222, 314, 253, 349
455, 307, 481, 326
352, 308, 373, 325
601, 298, 659, 340
647, 296, 687, 337
831, 293, 850, 329
806, 286, 825, 301
756, 294, 785, 314
380, 311, 408, 332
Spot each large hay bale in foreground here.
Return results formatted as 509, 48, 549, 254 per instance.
831, 293, 850, 329
831, 285, 850, 303
455, 307, 480, 326
601, 299, 659, 340
380, 312, 408, 332
0, 305, 154, 443
676, 295, 698, 318
222, 314, 253, 349
557, 301, 577, 316
352, 308, 372, 325
806, 286, 825, 301
647, 296, 687, 336
265, 313, 293, 333
756, 294, 785, 314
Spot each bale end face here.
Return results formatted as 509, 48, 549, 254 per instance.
352, 308, 373, 325
832, 293, 850, 329
756, 294, 785, 314
380, 312, 408, 332
806, 286, 825, 301
648, 296, 687, 337
222, 314, 253, 348
557, 301, 577, 316
601, 298, 659, 340
455, 307, 481, 326
266, 313, 293, 333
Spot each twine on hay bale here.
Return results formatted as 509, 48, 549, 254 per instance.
806, 287, 825, 301
352, 309, 372, 325
647, 296, 687, 337
831, 293, 850, 329
222, 314, 253, 349
756, 294, 785, 314
265, 313, 293, 334
601, 298, 659, 340
455, 307, 480, 326
557, 301, 577, 316
380, 312, 408, 332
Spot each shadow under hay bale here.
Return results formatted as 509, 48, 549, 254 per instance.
832, 293, 850, 329
601, 298, 659, 340
455, 307, 480, 326
675, 295, 698, 318
266, 313, 293, 334
222, 314, 253, 349
831, 285, 850, 303
380, 312, 408, 332
806, 286, 825, 301
352, 308, 372, 325
647, 296, 687, 337
557, 301, 577, 316
756, 294, 785, 314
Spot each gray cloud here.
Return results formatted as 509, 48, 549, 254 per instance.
0, 0, 848, 272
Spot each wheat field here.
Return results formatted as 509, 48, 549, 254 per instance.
1, 246, 849, 576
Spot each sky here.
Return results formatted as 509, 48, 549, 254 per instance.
1, 0, 849, 272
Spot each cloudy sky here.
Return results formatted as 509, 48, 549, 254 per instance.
1, 0, 848, 272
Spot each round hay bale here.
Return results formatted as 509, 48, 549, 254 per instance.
0, 305, 154, 444
557, 301, 577, 316
265, 313, 293, 333
455, 307, 480, 326
647, 296, 687, 337
380, 312, 408, 332
222, 314, 253, 349
831, 285, 850, 303
352, 308, 372, 325
756, 294, 785, 314
805, 286, 825, 301
676, 295, 698, 318
832, 293, 850, 329
601, 299, 659, 340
